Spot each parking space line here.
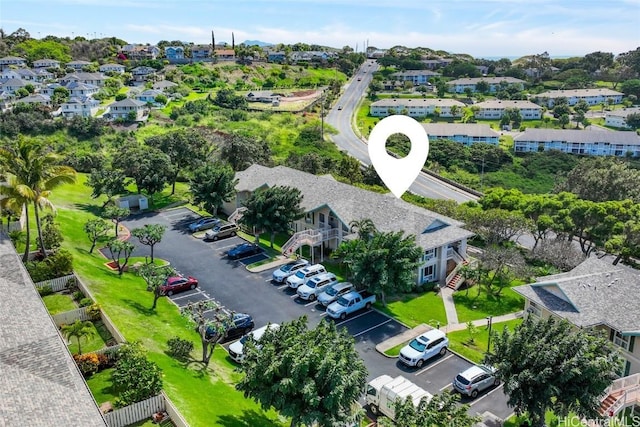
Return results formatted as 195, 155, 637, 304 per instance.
290, 294, 299, 299
265, 278, 274, 282
214, 243, 238, 250
304, 300, 316, 307
414, 353, 454, 376
469, 383, 503, 407
353, 319, 392, 338
335, 309, 374, 327
277, 284, 288, 290
439, 382, 452, 392
170, 290, 206, 301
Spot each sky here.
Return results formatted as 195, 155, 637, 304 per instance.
1, 0, 639, 58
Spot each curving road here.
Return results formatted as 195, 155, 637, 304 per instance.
325, 60, 478, 203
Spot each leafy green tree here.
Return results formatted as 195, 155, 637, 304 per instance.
349, 218, 377, 240
0, 174, 33, 261
113, 145, 172, 198
83, 218, 110, 254
131, 223, 166, 263
475, 80, 490, 94
337, 155, 363, 184
103, 205, 129, 237
112, 342, 163, 407
189, 162, 237, 216
558, 113, 570, 128
61, 320, 95, 355
106, 239, 135, 276
393, 392, 480, 427
145, 129, 210, 194
41, 212, 63, 251
219, 133, 271, 171
52, 86, 70, 105
478, 245, 528, 295
620, 79, 640, 99
333, 231, 423, 306
464, 208, 531, 246
0, 137, 76, 257
485, 316, 623, 427
237, 316, 367, 427
181, 300, 233, 366
241, 185, 304, 247
138, 264, 175, 310
212, 88, 247, 109
86, 167, 129, 208
624, 112, 640, 129
14, 38, 72, 63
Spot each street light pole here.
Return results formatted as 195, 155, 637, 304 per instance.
486, 316, 493, 353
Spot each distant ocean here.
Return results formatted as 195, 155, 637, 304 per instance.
478, 55, 574, 60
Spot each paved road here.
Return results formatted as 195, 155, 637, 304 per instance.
325, 60, 479, 203
120, 208, 514, 422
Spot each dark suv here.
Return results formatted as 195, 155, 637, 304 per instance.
205, 313, 255, 342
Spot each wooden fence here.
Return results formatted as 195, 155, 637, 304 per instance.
35, 273, 77, 292
103, 394, 165, 427
52, 306, 92, 326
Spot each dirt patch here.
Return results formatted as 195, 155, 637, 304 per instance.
291, 90, 316, 97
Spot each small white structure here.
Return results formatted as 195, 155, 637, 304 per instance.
117, 194, 148, 211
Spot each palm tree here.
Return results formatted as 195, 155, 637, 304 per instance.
0, 174, 32, 261
0, 137, 76, 258
61, 320, 95, 355
349, 218, 377, 240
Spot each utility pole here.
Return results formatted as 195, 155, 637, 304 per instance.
320, 92, 324, 141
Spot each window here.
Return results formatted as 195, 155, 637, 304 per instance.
319, 213, 325, 224
424, 249, 435, 260
422, 265, 435, 282
527, 301, 541, 318
305, 212, 314, 224
612, 330, 631, 351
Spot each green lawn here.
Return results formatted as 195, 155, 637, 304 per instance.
48, 179, 286, 427
85, 367, 118, 405
375, 290, 447, 328
66, 321, 109, 355
42, 293, 77, 314
453, 284, 525, 323
447, 318, 522, 363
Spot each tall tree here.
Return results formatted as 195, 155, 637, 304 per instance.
393, 392, 480, 427
83, 218, 110, 254
485, 316, 622, 427
189, 162, 237, 216
113, 145, 172, 198
236, 316, 368, 427
61, 320, 95, 355
219, 133, 271, 171
333, 231, 423, 306
106, 239, 135, 276
349, 218, 377, 240
464, 208, 531, 246
0, 137, 76, 257
0, 174, 32, 261
131, 224, 166, 263
138, 264, 175, 310
181, 300, 233, 366
145, 129, 209, 195
477, 245, 528, 295
241, 186, 304, 247
86, 167, 129, 208
103, 205, 130, 237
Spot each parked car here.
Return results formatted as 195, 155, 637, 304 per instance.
399, 329, 448, 368
453, 364, 499, 398
272, 259, 310, 283
228, 323, 279, 363
188, 217, 221, 233
205, 313, 255, 342
204, 223, 238, 240
296, 272, 338, 301
326, 290, 375, 320
227, 243, 262, 260
317, 282, 355, 307
286, 264, 327, 289
366, 375, 432, 420
160, 275, 198, 296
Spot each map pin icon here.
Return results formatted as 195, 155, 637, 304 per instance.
368, 115, 430, 198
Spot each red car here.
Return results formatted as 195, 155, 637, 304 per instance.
160, 275, 198, 296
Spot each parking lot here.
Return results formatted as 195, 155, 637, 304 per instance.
122, 208, 513, 421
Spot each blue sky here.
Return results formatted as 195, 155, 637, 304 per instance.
1, 0, 639, 58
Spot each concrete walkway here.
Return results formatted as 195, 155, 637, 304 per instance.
440, 287, 459, 325
246, 256, 291, 273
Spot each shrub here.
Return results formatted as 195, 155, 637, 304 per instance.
65, 277, 79, 293
86, 303, 101, 320
112, 342, 163, 407
37, 285, 53, 296
25, 249, 73, 282
73, 353, 100, 377
73, 290, 85, 301
167, 336, 193, 360
78, 297, 93, 308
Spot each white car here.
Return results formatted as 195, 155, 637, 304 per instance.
296, 273, 338, 301
228, 323, 279, 363
286, 264, 326, 289
272, 259, 309, 283
399, 329, 448, 368
317, 282, 354, 307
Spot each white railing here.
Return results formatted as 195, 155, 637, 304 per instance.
603, 373, 640, 397
103, 394, 165, 427
52, 306, 93, 326
600, 373, 640, 416
228, 207, 247, 224
281, 228, 341, 256
35, 273, 77, 292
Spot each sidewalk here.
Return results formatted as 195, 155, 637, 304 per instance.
246, 256, 291, 273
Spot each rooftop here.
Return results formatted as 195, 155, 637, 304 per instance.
371, 98, 466, 108
475, 99, 543, 109
536, 88, 624, 98
514, 128, 640, 145
422, 123, 501, 138
447, 77, 526, 85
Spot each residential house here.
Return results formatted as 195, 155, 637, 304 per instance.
99, 63, 126, 74
267, 51, 286, 63
391, 70, 440, 86
65, 60, 92, 71
447, 77, 526, 93
61, 96, 100, 117
15, 93, 51, 107
33, 68, 55, 82
0, 78, 30, 95
0, 69, 22, 80
32, 58, 60, 69
0, 91, 14, 112
370, 98, 466, 118
214, 49, 236, 61
367, 49, 387, 59
514, 128, 640, 157
533, 88, 624, 107
164, 46, 185, 61
605, 107, 640, 129
191, 45, 212, 61
0, 237, 108, 426
246, 91, 281, 103
381, 80, 403, 91
0, 56, 27, 70
513, 256, 640, 377
474, 100, 543, 120
131, 66, 157, 83
60, 72, 106, 87
475, 65, 489, 75
105, 98, 147, 121
135, 89, 165, 106
224, 164, 475, 285
63, 82, 100, 98
422, 123, 500, 146
120, 44, 160, 60
152, 80, 178, 91
14, 68, 39, 82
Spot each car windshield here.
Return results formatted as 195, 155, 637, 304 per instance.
326, 286, 338, 296
307, 282, 317, 289
409, 339, 426, 352
281, 263, 294, 272
336, 296, 349, 306
294, 271, 305, 279
211, 225, 221, 232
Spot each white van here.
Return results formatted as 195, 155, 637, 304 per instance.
228, 323, 279, 363
286, 264, 326, 289
296, 272, 338, 301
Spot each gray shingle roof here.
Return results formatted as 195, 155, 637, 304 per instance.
422, 123, 500, 138
535, 88, 623, 99
371, 98, 466, 108
607, 107, 640, 119
0, 236, 106, 426
235, 165, 474, 249
513, 256, 640, 333
475, 99, 542, 109
514, 128, 640, 146
447, 77, 525, 85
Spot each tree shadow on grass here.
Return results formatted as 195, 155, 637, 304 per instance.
75, 202, 105, 217
122, 298, 156, 316
162, 350, 210, 378
217, 410, 284, 427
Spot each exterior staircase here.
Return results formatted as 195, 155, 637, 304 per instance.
228, 207, 247, 224
282, 228, 340, 256
598, 373, 640, 417
446, 259, 469, 290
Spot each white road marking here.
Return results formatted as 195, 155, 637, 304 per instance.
277, 284, 289, 290
169, 290, 206, 301
414, 353, 454, 376
439, 382, 452, 392
335, 309, 374, 326
469, 383, 504, 407
353, 319, 392, 337
304, 300, 317, 307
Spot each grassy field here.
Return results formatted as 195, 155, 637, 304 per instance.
375, 290, 447, 328
85, 367, 117, 405
66, 320, 109, 355
453, 284, 525, 323
42, 293, 77, 314
447, 318, 522, 363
